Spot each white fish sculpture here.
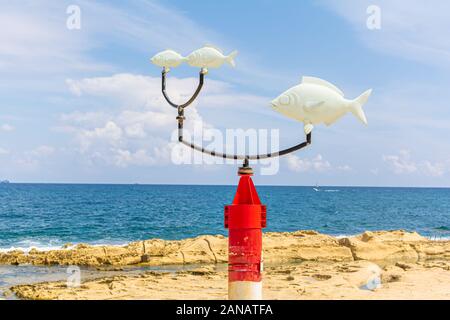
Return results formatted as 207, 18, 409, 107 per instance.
186, 45, 238, 70
150, 49, 186, 70
271, 76, 372, 134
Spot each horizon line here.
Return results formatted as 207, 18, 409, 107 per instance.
1, 181, 450, 189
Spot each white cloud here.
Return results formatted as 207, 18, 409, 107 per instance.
422, 161, 447, 177
60, 111, 110, 127
0, 0, 217, 76
112, 148, 156, 167
287, 154, 329, 172
111, 146, 173, 168
382, 150, 417, 174
286, 154, 353, 173
62, 73, 267, 168
80, 121, 123, 151
383, 150, 449, 177
78, 0, 221, 53
0, 0, 283, 99
201, 93, 269, 111
0, 0, 227, 94
0, 148, 9, 155
0, 2, 109, 78
324, 0, 450, 68
13, 145, 56, 170
0, 124, 14, 132
337, 165, 352, 172
29, 145, 55, 157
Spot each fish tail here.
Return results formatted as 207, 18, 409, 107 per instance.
226, 50, 238, 67
350, 89, 372, 125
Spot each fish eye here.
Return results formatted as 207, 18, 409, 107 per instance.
279, 95, 290, 105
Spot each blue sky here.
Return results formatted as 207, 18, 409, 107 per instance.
1, 0, 450, 186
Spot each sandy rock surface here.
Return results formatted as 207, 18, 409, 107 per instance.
11, 260, 450, 300
4, 230, 450, 300
4, 230, 445, 267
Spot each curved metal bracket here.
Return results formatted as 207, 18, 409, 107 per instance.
162, 69, 205, 109
161, 68, 312, 168
179, 133, 311, 161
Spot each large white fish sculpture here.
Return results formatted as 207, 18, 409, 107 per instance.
150, 49, 186, 70
186, 45, 238, 70
271, 76, 372, 134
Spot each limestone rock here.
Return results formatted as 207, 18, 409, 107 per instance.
339, 230, 425, 263
382, 265, 404, 283
264, 231, 353, 263
1, 230, 448, 267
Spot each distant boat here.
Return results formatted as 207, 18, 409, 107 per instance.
0, 180, 10, 184
313, 183, 320, 192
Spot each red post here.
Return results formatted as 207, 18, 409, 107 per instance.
224, 172, 266, 300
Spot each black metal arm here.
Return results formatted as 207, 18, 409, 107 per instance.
162, 69, 205, 109
162, 69, 312, 168
179, 125, 311, 160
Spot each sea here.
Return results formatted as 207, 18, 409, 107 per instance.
0, 183, 449, 297
1, 183, 449, 251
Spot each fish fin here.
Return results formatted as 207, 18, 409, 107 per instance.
304, 100, 324, 109
226, 50, 238, 67
302, 76, 344, 97
204, 44, 223, 53
304, 123, 314, 135
350, 89, 372, 125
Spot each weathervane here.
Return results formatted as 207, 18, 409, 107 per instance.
150, 45, 372, 300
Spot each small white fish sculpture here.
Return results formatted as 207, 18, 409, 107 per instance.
150, 49, 186, 70
186, 45, 238, 70
270, 76, 372, 134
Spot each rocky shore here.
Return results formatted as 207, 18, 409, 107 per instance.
3, 230, 450, 300
2, 230, 448, 267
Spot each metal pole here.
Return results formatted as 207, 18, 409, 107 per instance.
224, 165, 266, 300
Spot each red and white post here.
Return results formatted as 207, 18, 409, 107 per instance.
224, 170, 266, 300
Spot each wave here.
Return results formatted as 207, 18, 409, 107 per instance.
425, 235, 450, 241
0, 245, 63, 253
333, 234, 358, 239
433, 226, 450, 231
0, 239, 129, 253
334, 233, 450, 241
1, 231, 448, 254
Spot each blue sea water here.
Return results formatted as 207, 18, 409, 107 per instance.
0, 184, 449, 251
